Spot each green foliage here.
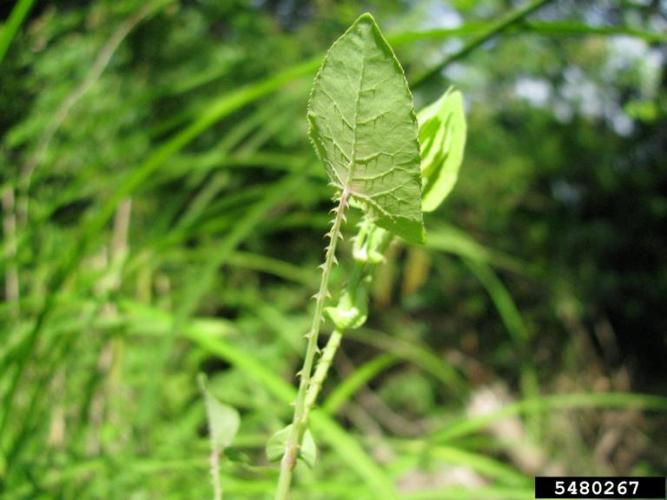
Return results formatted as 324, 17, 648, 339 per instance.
308, 13, 425, 243
352, 218, 391, 264
274, 15, 430, 497
198, 374, 240, 452
325, 274, 370, 330
0, 0, 36, 63
419, 88, 467, 212
324, 83, 468, 335
279, 24, 472, 496
1, 1, 666, 498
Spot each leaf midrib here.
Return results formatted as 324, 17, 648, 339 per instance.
343, 42, 366, 195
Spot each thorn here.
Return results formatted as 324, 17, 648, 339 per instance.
332, 255, 338, 265
318, 263, 326, 271
337, 232, 344, 241
312, 293, 320, 300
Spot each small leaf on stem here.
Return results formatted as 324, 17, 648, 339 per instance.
198, 374, 240, 452
266, 425, 318, 468
325, 277, 369, 330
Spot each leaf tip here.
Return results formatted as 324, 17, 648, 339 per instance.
356, 12, 376, 24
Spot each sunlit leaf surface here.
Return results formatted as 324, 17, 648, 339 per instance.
308, 13, 425, 243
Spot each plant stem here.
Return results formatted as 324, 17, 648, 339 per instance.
411, 0, 554, 89
304, 329, 343, 418
303, 225, 394, 421
210, 449, 222, 500
275, 190, 348, 500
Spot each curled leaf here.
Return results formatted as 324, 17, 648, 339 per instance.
419, 88, 467, 212
352, 218, 391, 264
325, 276, 369, 330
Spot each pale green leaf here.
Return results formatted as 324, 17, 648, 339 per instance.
419, 87, 467, 212
308, 13, 425, 243
352, 218, 391, 264
198, 374, 240, 451
325, 277, 369, 330
266, 424, 317, 468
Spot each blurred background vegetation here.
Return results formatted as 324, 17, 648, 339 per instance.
1, 0, 666, 498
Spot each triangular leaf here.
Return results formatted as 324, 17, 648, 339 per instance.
418, 87, 467, 212
308, 13, 425, 243
299, 429, 317, 468
266, 424, 317, 468
198, 374, 240, 452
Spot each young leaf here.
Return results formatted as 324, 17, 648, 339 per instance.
352, 218, 391, 264
266, 425, 317, 468
325, 277, 369, 330
308, 13, 425, 243
198, 374, 240, 452
418, 88, 467, 212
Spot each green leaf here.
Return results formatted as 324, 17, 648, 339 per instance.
308, 13, 425, 243
266, 425, 317, 468
418, 87, 467, 212
325, 278, 369, 330
352, 218, 391, 264
198, 374, 240, 451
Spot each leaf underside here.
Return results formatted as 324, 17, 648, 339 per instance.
307, 13, 425, 243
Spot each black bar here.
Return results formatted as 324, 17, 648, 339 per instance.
535, 476, 666, 499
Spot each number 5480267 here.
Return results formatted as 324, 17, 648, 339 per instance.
554, 480, 639, 496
